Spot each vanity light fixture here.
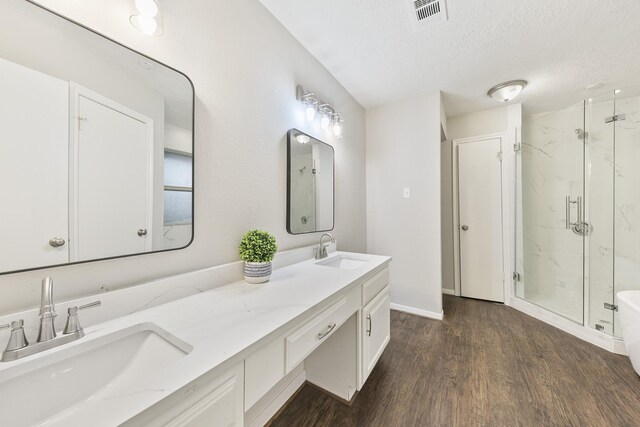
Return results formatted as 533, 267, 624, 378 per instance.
296, 85, 344, 138
130, 0, 163, 36
487, 80, 527, 103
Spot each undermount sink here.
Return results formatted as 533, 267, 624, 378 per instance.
0, 322, 191, 427
316, 254, 369, 270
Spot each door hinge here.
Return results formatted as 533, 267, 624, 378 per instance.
497, 151, 503, 161
604, 302, 618, 312
512, 272, 521, 282
604, 114, 626, 124
513, 143, 521, 152
78, 116, 88, 130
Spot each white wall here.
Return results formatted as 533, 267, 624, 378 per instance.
442, 104, 522, 294
366, 92, 444, 318
0, 0, 367, 315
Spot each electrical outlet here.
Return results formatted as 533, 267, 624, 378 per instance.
403, 188, 411, 198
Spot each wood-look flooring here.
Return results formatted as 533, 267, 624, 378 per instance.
271, 295, 640, 427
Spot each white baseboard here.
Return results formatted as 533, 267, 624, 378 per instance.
391, 303, 443, 320
442, 288, 456, 296
248, 368, 306, 427
509, 297, 627, 355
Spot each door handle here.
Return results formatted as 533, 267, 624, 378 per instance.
49, 237, 66, 247
137, 229, 148, 237
367, 314, 372, 337
461, 225, 469, 231
565, 196, 583, 230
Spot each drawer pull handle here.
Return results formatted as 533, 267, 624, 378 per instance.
317, 323, 337, 340
367, 314, 372, 337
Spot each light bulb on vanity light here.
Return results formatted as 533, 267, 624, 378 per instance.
321, 114, 331, 130
130, 0, 163, 36
332, 113, 343, 139
305, 104, 317, 122
317, 104, 332, 129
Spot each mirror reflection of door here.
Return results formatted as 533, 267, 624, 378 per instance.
0, 0, 194, 275
73, 87, 153, 261
0, 57, 69, 272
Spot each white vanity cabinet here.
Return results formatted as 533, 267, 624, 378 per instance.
120, 257, 391, 427
361, 286, 391, 386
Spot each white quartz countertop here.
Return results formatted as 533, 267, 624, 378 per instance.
0, 251, 390, 426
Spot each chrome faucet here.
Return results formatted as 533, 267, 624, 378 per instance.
37, 277, 57, 342
0, 277, 101, 362
315, 233, 335, 260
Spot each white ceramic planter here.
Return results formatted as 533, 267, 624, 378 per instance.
244, 262, 272, 284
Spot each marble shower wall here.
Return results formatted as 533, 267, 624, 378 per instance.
610, 91, 640, 337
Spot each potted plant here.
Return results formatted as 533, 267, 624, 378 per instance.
239, 229, 278, 284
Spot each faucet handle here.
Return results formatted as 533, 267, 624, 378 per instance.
68, 300, 102, 315
1, 320, 29, 352
64, 300, 101, 335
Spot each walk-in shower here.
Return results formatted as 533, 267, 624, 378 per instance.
515, 86, 640, 340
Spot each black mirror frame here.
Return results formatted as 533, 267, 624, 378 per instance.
0, 1, 196, 276
286, 128, 335, 235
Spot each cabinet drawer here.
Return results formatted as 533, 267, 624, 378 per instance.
285, 287, 359, 373
362, 267, 389, 306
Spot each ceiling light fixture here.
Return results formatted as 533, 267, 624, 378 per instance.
487, 80, 528, 103
296, 134, 311, 144
130, 0, 163, 36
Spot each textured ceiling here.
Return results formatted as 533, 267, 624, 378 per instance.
258, 0, 640, 117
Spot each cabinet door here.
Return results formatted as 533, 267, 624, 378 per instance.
165, 366, 243, 427
126, 363, 243, 427
361, 286, 391, 385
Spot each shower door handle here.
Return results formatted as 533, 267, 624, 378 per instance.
566, 196, 584, 231
576, 196, 583, 225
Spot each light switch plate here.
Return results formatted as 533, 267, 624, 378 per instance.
403, 188, 411, 198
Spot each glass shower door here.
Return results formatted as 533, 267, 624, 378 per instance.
585, 91, 616, 335
519, 102, 585, 324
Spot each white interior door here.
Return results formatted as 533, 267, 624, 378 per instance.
75, 92, 152, 261
0, 58, 69, 272
458, 138, 504, 302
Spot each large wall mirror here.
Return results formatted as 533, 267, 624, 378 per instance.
0, 1, 194, 275
287, 129, 334, 234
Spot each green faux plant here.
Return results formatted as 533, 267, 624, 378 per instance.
239, 230, 278, 263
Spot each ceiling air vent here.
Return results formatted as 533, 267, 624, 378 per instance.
410, 0, 447, 30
